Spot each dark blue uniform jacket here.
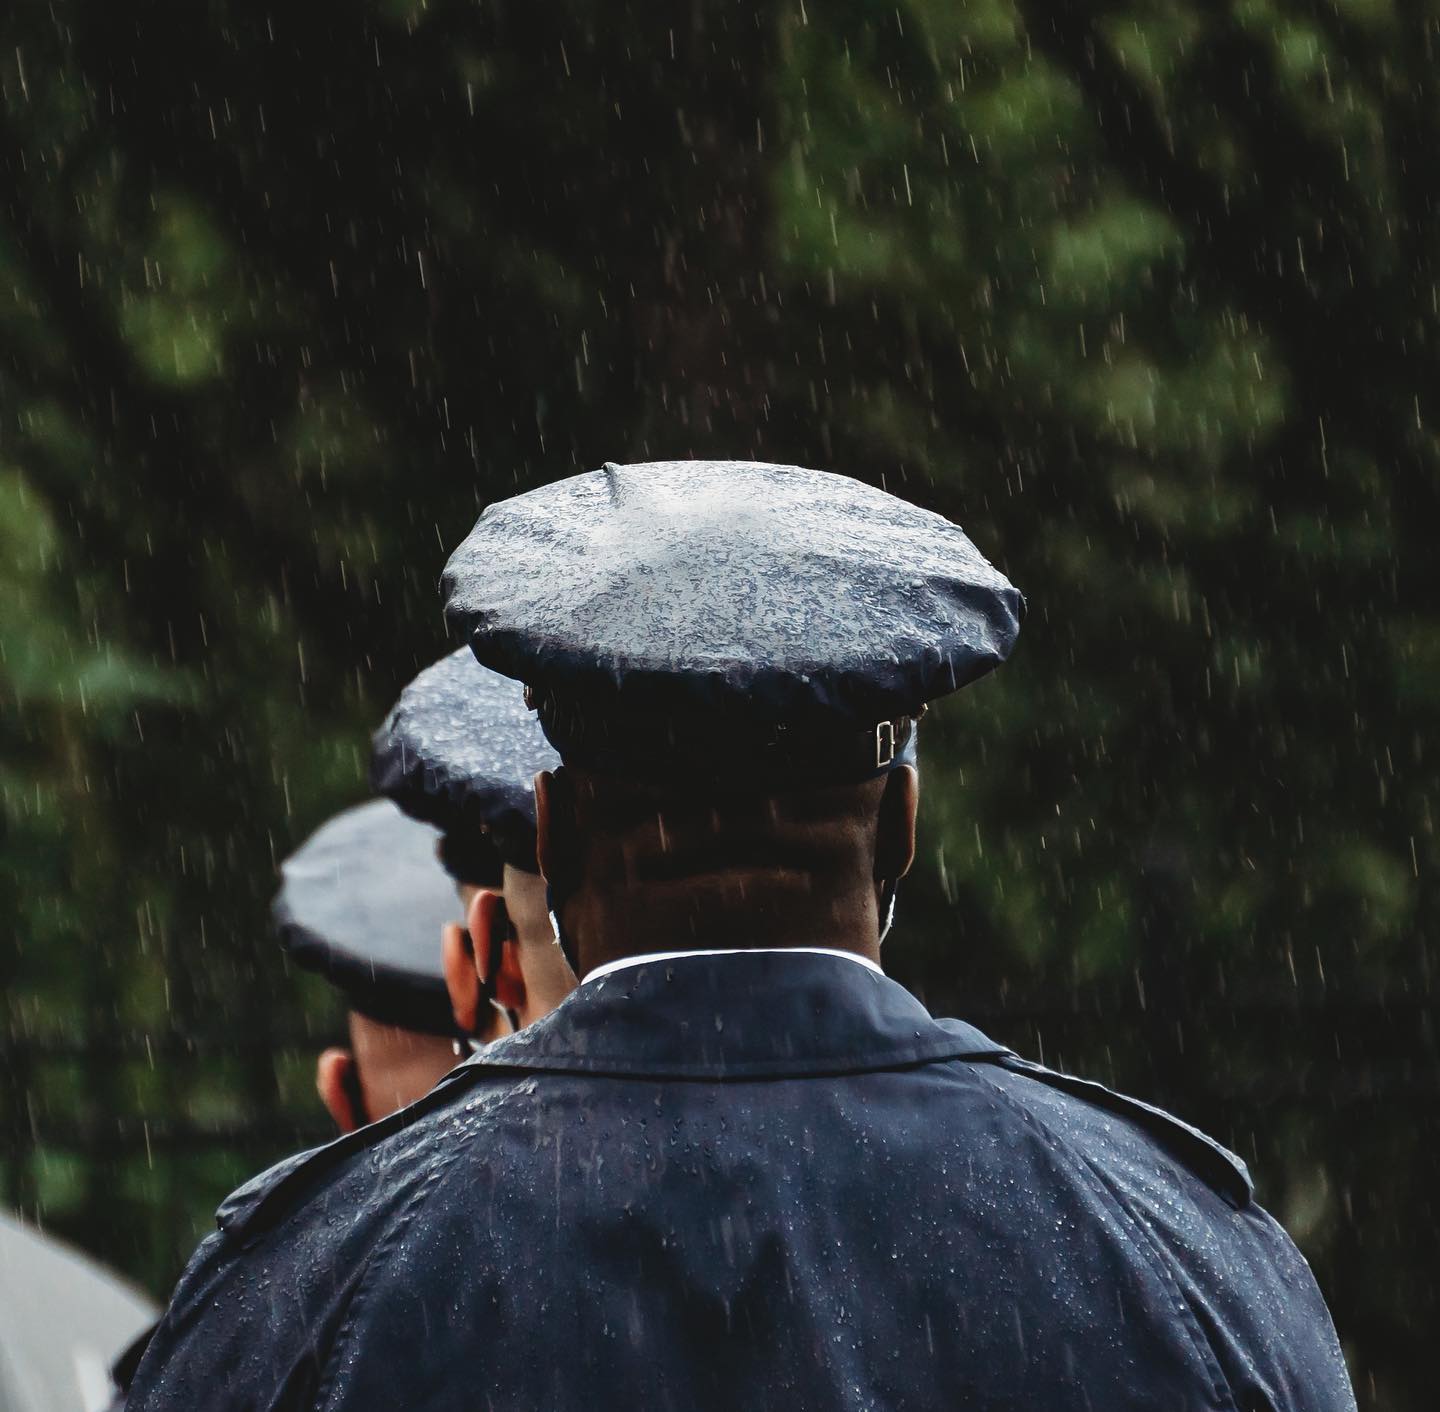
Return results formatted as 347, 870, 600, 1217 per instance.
128, 952, 1355, 1411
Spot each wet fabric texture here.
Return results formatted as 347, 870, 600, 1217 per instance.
442, 462, 1024, 731
128, 952, 1354, 1412
371, 646, 557, 875
274, 798, 460, 1035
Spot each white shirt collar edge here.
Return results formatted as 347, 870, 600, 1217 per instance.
582, 946, 884, 986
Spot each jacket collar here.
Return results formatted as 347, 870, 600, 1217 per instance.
466, 949, 1009, 1081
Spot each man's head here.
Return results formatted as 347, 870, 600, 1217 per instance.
274, 799, 474, 1134
372, 648, 576, 1044
534, 766, 918, 978
441, 460, 1021, 974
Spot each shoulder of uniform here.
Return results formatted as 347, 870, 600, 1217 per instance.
213, 1139, 343, 1242
994, 1055, 1254, 1209
216, 1060, 485, 1245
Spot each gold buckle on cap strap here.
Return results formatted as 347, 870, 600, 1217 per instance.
875, 710, 923, 770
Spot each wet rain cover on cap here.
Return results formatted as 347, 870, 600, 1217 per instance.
273, 799, 460, 1036
369, 647, 557, 872
441, 460, 1022, 726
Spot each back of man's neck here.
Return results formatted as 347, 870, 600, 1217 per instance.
565, 882, 883, 980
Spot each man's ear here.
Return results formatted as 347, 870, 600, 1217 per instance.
874, 765, 919, 882
466, 887, 510, 970
534, 769, 576, 892
442, 920, 481, 1036
492, 935, 528, 1017
316, 1048, 363, 1134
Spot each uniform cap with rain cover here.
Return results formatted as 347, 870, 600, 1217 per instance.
369, 648, 558, 876
274, 800, 460, 1036
441, 459, 1018, 784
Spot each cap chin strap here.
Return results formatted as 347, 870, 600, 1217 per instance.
546, 882, 582, 976
531, 687, 920, 789
878, 880, 899, 945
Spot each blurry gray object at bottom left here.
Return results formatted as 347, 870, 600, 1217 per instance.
0, 1210, 156, 1412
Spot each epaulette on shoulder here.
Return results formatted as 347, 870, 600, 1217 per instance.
215, 1143, 328, 1238
215, 1059, 488, 1246
997, 1055, 1254, 1210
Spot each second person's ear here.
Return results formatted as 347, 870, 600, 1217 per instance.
442, 920, 480, 1036
466, 886, 510, 971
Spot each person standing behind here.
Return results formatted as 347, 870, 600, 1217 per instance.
107, 796, 470, 1409
128, 460, 1354, 1411
274, 798, 477, 1130
115, 665, 572, 1409
370, 648, 576, 1048
113, 669, 572, 1408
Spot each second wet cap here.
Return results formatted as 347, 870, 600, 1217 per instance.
370, 647, 558, 879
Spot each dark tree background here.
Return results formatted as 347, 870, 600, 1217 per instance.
1, 2, 1435, 1407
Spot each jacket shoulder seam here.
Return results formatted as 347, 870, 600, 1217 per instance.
313, 1137, 472, 1410
976, 1070, 1241, 1411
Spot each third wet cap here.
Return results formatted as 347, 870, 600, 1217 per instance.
274, 800, 459, 1036
441, 460, 1018, 785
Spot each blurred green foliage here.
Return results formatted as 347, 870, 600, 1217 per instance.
1, 2, 1435, 1406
